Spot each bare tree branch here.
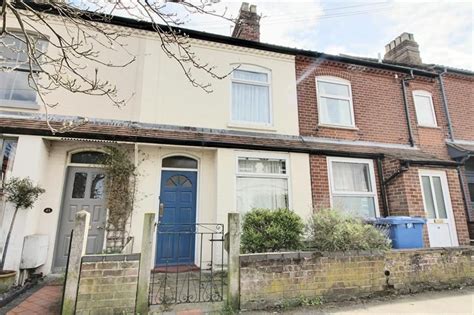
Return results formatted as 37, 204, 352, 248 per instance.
0, 0, 237, 133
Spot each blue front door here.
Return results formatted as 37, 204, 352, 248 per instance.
156, 170, 197, 266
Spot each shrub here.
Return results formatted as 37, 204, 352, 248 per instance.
1, 177, 45, 270
306, 209, 391, 252
241, 208, 304, 254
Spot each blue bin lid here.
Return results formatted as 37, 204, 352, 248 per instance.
375, 216, 426, 224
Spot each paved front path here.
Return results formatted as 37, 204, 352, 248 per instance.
248, 288, 474, 314
6, 285, 62, 315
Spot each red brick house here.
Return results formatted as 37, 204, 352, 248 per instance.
443, 70, 474, 239
1, 3, 472, 279
295, 33, 473, 246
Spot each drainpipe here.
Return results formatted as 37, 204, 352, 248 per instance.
377, 157, 389, 217
438, 68, 455, 141
383, 161, 410, 186
401, 70, 415, 147
439, 70, 470, 223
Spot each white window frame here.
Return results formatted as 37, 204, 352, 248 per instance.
327, 156, 380, 217
0, 32, 47, 109
235, 152, 291, 213
0, 138, 18, 189
230, 65, 273, 127
412, 90, 437, 127
316, 76, 356, 128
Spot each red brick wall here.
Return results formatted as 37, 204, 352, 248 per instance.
382, 158, 410, 216
297, 57, 471, 246
296, 57, 410, 144
382, 165, 470, 246
443, 74, 474, 142
445, 168, 470, 245
295, 57, 452, 158
310, 155, 387, 216
310, 155, 470, 246
405, 80, 451, 159
309, 155, 331, 209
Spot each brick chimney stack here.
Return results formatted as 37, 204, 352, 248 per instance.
232, 2, 260, 42
384, 32, 422, 65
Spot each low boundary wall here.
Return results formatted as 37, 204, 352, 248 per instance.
75, 254, 140, 314
240, 247, 474, 310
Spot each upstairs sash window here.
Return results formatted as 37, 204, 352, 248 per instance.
231, 69, 271, 125
413, 90, 437, 127
0, 33, 47, 105
316, 76, 355, 127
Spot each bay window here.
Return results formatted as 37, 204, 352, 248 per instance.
327, 157, 378, 217
231, 68, 271, 125
0, 33, 47, 107
316, 76, 355, 127
236, 157, 288, 213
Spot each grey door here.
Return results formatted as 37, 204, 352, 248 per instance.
54, 167, 107, 268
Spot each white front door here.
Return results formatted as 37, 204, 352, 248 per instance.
419, 170, 458, 247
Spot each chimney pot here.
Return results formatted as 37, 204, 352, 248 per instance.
384, 32, 422, 65
231, 2, 261, 42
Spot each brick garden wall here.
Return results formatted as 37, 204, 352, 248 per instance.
75, 254, 140, 315
239, 248, 474, 310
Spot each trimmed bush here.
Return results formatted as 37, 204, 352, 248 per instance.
241, 208, 304, 254
306, 209, 391, 252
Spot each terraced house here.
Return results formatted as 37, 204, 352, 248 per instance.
0, 1, 473, 282
296, 32, 473, 248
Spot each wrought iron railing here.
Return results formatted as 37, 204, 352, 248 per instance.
149, 223, 226, 305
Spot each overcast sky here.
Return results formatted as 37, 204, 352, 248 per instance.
165, 0, 473, 70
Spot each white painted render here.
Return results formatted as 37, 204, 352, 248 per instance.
0, 137, 313, 274
3, 16, 299, 136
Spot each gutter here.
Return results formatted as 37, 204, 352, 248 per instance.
8, 1, 442, 78
401, 70, 415, 147
400, 159, 462, 167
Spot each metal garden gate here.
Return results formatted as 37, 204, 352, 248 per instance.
149, 223, 225, 305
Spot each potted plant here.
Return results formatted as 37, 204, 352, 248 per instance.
0, 177, 44, 293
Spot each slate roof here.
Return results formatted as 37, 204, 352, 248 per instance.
0, 111, 456, 165
447, 142, 474, 160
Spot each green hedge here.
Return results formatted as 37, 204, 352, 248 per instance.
241, 208, 304, 253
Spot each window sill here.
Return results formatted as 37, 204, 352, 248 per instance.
0, 101, 40, 110
318, 124, 359, 131
417, 125, 440, 130
227, 123, 277, 132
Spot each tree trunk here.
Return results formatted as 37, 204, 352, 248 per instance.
0, 207, 19, 271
